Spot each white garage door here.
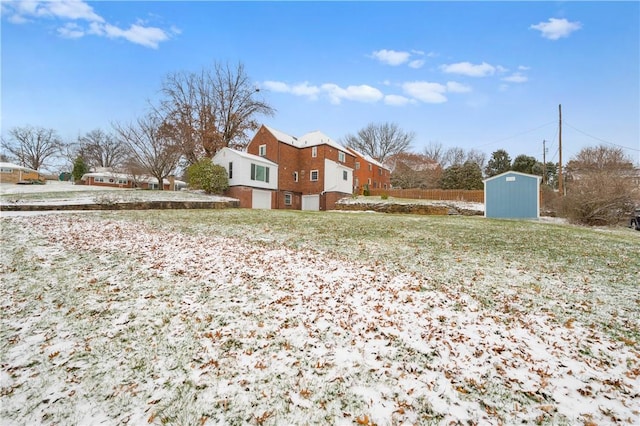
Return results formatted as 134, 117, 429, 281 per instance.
252, 190, 272, 209
301, 195, 320, 211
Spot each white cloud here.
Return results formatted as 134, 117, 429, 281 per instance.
321, 84, 384, 105
446, 81, 472, 93
518, 65, 531, 71
384, 95, 414, 106
371, 49, 411, 66
3, 0, 174, 48
262, 81, 290, 93
440, 61, 498, 77
261, 81, 320, 100
57, 22, 84, 39
502, 73, 528, 83
89, 22, 169, 49
402, 81, 448, 104
408, 59, 425, 69
530, 18, 582, 40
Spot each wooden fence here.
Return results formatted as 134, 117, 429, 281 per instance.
368, 188, 484, 203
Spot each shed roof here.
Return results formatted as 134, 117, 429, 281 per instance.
483, 170, 542, 183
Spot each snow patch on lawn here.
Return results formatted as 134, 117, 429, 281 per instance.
1, 215, 638, 425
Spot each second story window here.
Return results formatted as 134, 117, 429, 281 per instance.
310, 170, 319, 181
293, 171, 299, 182
338, 151, 345, 163
228, 162, 233, 179
369, 164, 372, 171
258, 144, 266, 157
378, 168, 382, 176
311, 146, 317, 158
355, 161, 360, 170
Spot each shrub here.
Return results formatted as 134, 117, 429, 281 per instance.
186, 159, 229, 194
381, 193, 389, 200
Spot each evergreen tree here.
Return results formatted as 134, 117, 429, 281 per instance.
485, 149, 511, 177
71, 156, 88, 182
186, 158, 229, 194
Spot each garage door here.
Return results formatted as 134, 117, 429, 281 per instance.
301, 195, 320, 211
252, 190, 272, 209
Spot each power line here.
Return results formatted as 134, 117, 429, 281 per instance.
473, 120, 557, 149
564, 121, 640, 152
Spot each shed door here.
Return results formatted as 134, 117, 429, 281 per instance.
301, 195, 320, 211
252, 189, 272, 210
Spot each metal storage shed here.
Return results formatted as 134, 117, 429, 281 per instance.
483, 171, 541, 219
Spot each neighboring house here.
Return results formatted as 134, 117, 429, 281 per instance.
0, 162, 43, 183
484, 171, 541, 219
81, 168, 186, 190
212, 147, 278, 209
245, 125, 354, 210
345, 147, 391, 193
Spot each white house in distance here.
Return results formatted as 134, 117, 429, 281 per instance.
212, 147, 279, 209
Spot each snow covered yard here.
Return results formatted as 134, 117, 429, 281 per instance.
1, 210, 639, 425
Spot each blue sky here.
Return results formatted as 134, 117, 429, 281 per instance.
2, 1, 639, 169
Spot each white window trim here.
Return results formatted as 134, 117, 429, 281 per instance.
284, 193, 292, 205
339, 151, 345, 163
310, 170, 319, 181
293, 171, 298, 182
311, 146, 317, 158
258, 144, 267, 157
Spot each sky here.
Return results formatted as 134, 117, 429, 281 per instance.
1, 0, 639, 171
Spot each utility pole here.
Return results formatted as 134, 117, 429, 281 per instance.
558, 104, 563, 196
543, 140, 547, 185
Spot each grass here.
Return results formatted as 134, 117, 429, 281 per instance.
1, 208, 639, 425
120, 209, 640, 345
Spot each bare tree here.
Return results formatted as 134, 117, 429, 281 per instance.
1, 126, 63, 170
78, 129, 128, 170
157, 61, 275, 164
343, 122, 414, 163
113, 114, 182, 190
423, 142, 445, 164
388, 152, 441, 189
562, 145, 637, 225
442, 147, 466, 168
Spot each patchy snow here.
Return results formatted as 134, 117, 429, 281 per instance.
1, 214, 638, 425
339, 195, 485, 214
0, 180, 236, 207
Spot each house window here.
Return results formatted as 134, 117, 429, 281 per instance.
338, 151, 345, 163
310, 170, 319, 181
368, 164, 372, 171
228, 162, 233, 179
311, 146, 317, 158
373, 182, 378, 189
367, 178, 371, 185
355, 161, 360, 170
94, 177, 104, 183
251, 163, 270, 183
258, 145, 266, 157
343, 170, 348, 181
284, 193, 292, 205
0, 168, 12, 173
293, 171, 298, 182
378, 168, 382, 176
117, 179, 128, 184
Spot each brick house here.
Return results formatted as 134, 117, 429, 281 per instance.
345, 147, 391, 194
245, 125, 355, 210
0, 162, 43, 183
212, 147, 278, 209
80, 169, 186, 190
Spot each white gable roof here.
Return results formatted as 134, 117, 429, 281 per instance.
215, 147, 278, 166
0, 162, 38, 173
263, 125, 298, 146
483, 170, 542, 183
345, 147, 389, 170
296, 130, 346, 151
